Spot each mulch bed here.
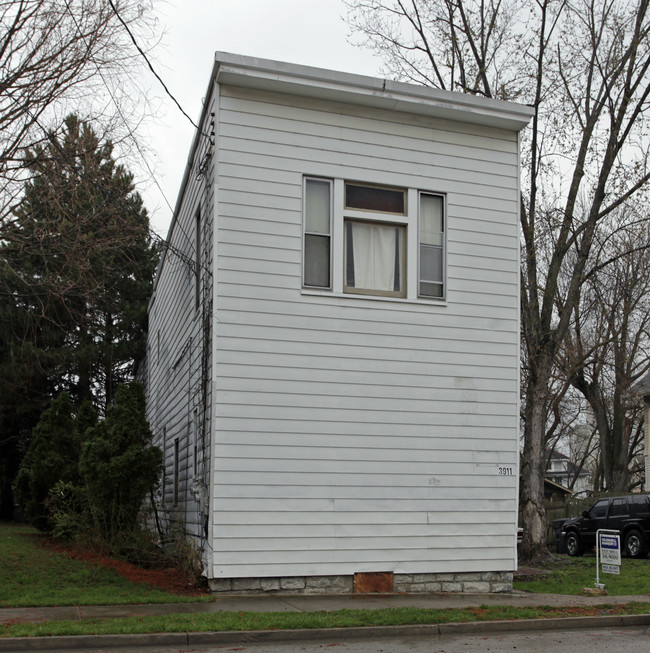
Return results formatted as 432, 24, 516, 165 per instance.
37, 535, 209, 597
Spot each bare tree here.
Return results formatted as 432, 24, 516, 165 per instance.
559, 213, 650, 492
0, 0, 157, 222
346, 0, 650, 560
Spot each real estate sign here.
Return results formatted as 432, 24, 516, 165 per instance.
599, 533, 621, 575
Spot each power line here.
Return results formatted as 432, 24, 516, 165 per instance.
106, 0, 209, 139
59, 0, 203, 268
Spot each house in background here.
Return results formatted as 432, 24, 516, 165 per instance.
144, 53, 533, 594
546, 450, 591, 496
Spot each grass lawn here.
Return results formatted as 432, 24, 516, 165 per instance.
0, 522, 210, 607
514, 554, 650, 595
3, 522, 650, 639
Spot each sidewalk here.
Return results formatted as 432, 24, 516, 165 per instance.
3, 587, 650, 624
2, 589, 650, 651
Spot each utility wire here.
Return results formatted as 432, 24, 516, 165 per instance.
58, 0, 205, 269
106, 0, 209, 139
63, 2, 175, 216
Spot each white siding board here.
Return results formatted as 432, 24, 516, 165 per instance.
215, 394, 515, 418
215, 350, 518, 381
216, 379, 515, 403
215, 337, 517, 369
220, 145, 517, 203
216, 322, 516, 354
215, 522, 507, 539
215, 510, 513, 526
211, 535, 514, 554
219, 188, 302, 212
209, 555, 515, 574
219, 87, 519, 153
216, 313, 516, 345
219, 141, 517, 192
211, 497, 516, 514
220, 112, 519, 168
211, 560, 512, 579
216, 297, 517, 334
214, 406, 514, 428
211, 440, 516, 460
211, 469, 516, 488
213, 420, 514, 442
220, 122, 519, 181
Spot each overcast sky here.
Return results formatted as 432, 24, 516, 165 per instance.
142, 0, 382, 236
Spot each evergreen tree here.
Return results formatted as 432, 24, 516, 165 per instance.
0, 115, 158, 518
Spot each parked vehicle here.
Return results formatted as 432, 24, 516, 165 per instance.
561, 494, 650, 558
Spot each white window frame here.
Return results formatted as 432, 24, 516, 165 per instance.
302, 177, 333, 290
302, 177, 446, 302
418, 191, 446, 300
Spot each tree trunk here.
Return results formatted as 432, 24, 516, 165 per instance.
519, 360, 553, 562
104, 312, 114, 409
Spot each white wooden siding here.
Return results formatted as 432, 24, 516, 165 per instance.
144, 89, 217, 543
208, 84, 521, 579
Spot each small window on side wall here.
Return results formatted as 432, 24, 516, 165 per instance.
303, 178, 332, 289
419, 193, 445, 298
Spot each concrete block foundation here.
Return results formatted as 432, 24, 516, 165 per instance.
207, 571, 513, 595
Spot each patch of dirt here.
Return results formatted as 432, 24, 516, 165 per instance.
37, 536, 210, 597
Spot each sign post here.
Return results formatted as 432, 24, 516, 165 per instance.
596, 529, 620, 589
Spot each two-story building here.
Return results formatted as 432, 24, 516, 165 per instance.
144, 53, 533, 593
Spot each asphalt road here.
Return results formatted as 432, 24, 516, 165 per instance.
57, 625, 650, 652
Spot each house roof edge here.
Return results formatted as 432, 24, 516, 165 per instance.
213, 51, 534, 132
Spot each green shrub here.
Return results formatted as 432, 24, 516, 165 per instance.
45, 480, 86, 541
13, 393, 96, 530
79, 381, 162, 547
13, 382, 163, 568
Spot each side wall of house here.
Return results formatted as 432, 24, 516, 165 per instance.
144, 91, 216, 552
209, 84, 521, 586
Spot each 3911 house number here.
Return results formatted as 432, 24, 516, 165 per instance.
498, 466, 514, 476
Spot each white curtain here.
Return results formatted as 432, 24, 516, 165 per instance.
350, 222, 397, 292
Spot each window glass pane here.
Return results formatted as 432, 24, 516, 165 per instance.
345, 184, 405, 214
345, 221, 403, 294
420, 194, 443, 246
420, 281, 443, 297
304, 234, 330, 287
420, 245, 442, 283
305, 179, 330, 233
590, 500, 608, 518
419, 192, 444, 298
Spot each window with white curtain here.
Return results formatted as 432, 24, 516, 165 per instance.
344, 220, 405, 297
302, 178, 445, 301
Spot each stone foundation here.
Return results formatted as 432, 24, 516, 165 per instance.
208, 570, 513, 594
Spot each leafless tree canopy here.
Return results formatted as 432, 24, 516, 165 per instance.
0, 0, 156, 221
347, 0, 650, 560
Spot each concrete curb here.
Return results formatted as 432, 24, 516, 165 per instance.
2, 613, 650, 651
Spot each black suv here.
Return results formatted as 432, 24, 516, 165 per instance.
561, 494, 650, 558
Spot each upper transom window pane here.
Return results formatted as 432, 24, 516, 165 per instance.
345, 183, 406, 214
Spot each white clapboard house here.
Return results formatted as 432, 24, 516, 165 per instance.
144, 53, 533, 594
